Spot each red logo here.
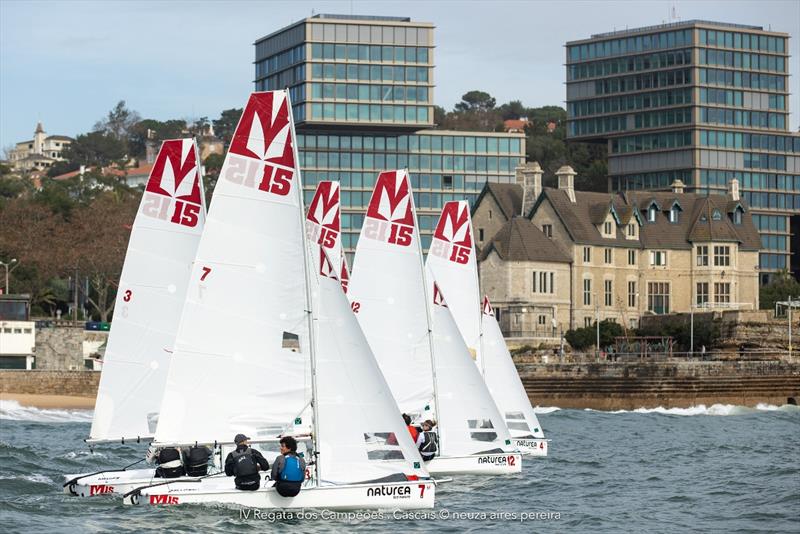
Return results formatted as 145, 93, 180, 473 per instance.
141, 139, 202, 228
149, 494, 180, 505
482, 296, 494, 316
89, 484, 114, 496
319, 247, 338, 280
433, 282, 448, 307
223, 91, 295, 197
340, 257, 350, 294
306, 181, 340, 249
430, 201, 472, 264
363, 170, 415, 247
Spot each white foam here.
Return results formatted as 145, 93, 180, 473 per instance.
0, 400, 93, 423
533, 406, 561, 414
585, 403, 799, 416
0, 473, 53, 484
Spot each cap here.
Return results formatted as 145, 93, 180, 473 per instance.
234, 433, 250, 444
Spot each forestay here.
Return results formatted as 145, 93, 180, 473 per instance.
348, 170, 434, 415
427, 273, 514, 457
90, 139, 206, 442
481, 297, 545, 439
154, 91, 311, 446
314, 250, 429, 484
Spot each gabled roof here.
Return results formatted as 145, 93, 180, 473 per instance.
479, 217, 571, 263
46, 135, 74, 141
472, 182, 522, 220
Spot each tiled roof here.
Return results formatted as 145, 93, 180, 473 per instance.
473, 182, 523, 220
479, 216, 571, 263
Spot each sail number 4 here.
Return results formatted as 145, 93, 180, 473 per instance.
141, 192, 200, 228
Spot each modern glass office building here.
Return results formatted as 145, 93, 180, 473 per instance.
565, 20, 799, 281
255, 14, 525, 253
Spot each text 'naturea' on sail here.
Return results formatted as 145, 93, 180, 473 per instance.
153, 91, 312, 446
90, 138, 206, 443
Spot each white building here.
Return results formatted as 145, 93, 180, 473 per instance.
8, 122, 73, 172
0, 295, 35, 369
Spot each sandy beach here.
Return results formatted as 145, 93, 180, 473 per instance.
0, 392, 95, 409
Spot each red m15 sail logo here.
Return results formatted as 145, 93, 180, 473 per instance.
89, 484, 114, 496
482, 295, 494, 316
306, 181, 340, 249
319, 247, 338, 280
340, 257, 350, 294
363, 170, 414, 247
141, 139, 201, 228
432, 282, 448, 307
429, 201, 472, 264
224, 91, 295, 197
149, 494, 180, 505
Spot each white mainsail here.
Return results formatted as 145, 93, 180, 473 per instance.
90, 138, 206, 442
314, 249, 429, 483
153, 91, 311, 445
348, 170, 434, 414
482, 297, 545, 440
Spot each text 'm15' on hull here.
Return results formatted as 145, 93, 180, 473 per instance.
123, 477, 435, 510
424, 452, 523, 475
62, 468, 216, 498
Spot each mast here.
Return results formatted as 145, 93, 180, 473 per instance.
411, 168, 443, 453
286, 91, 321, 488
468, 209, 486, 379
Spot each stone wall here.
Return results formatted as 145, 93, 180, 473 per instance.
0, 370, 100, 397
34, 327, 108, 370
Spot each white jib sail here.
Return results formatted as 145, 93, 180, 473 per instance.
427, 273, 515, 457
425, 200, 482, 366
314, 249, 429, 484
154, 91, 311, 446
482, 297, 545, 439
90, 138, 206, 442
348, 170, 434, 415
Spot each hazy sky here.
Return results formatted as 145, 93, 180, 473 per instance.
1, 0, 798, 148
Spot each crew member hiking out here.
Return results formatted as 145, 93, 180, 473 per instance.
416, 420, 438, 462
224, 434, 269, 491
271, 436, 306, 497
147, 446, 185, 479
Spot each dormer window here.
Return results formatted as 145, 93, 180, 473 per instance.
604, 221, 613, 236
732, 206, 744, 225
627, 223, 636, 237
669, 206, 679, 223
712, 209, 722, 221
648, 206, 657, 222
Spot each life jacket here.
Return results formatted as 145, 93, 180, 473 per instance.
407, 425, 419, 442
156, 448, 185, 478
185, 446, 210, 477
280, 455, 304, 482
232, 448, 258, 478
418, 431, 439, 461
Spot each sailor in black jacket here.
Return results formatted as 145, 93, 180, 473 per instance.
224, 434, 269, 490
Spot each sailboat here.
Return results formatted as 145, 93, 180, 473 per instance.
348, 170, 521, 475
426, 201, 548, 456
122, 91, 434, 509
63, 138, 208, 497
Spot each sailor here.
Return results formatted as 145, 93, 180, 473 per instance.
403, 413, 419, 442
146, 445, 186, 479
224, 434, 269, 491
415, 420, 439, 462
271, 436, 306, 497
183, 445, 212, 477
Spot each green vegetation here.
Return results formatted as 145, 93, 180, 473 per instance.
760, 271, 800, 311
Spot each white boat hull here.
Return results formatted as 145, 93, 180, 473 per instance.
513, 438, 549, 457
63, 469, 209, 497
123, 477, 435, 510
425, 452, 522, 475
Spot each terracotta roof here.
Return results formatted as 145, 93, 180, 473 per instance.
51, 163, 154, 181
479, 216, 571, 263
473, 182, 523, 220
503, 119, 529, 131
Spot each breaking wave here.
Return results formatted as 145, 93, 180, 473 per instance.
586, 403, 800, 416
533, 406, 561, 414
0, 400, 93, 423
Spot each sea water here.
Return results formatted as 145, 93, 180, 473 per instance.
1, 400, 797, 533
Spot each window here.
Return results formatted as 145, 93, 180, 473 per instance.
532, 271, 555, 294
713, 246, 730, 266
604, 248, 612, 264
468, 419, 497, 442
714, 282, 730, 304
696, 282, 709, 306
648, 282, 670, 314
364, 432, 406, 460
669, 206, 680, 223
733, 208, 743, 225
542, 224, 553, 238
443, 175, 453, 189
628, 250, 636, 265
478, 228, 484, 241
604, 280, 613, 306
538, 315, 547, 326
584, 317, 593, 327
583, 247, 591, 263
712, 209, 722, 221
583, 279, 592, 306
648, 206, 657, 222
627, 281, 637, 307
488, 209, 492, 220
627, 223, 636, 237
649, 250, 667, 266
604, 221, 613, 235
697, 245, 709, 266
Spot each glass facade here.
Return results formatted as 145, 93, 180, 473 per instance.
255, 15, 525, 253
566, 20, 798, 277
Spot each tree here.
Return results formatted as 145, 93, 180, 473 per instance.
564, 319, 623, 351
213, 108, 243, 147
760, 271, 800, 311
499, 100, 526, 120
94, 100, 141, 142
455, 90, 496, 112
202, 153, 224, 205
61, 131, 127, 168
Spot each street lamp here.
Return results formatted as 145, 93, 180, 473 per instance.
0, 258, 19, 294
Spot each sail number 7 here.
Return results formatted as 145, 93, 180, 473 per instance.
200, 267, 212, 281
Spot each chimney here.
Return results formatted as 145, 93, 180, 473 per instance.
556, 165, 577, 203
517, 161, 543, 216
671, 179, 685, 194
729, 178, 740, 201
